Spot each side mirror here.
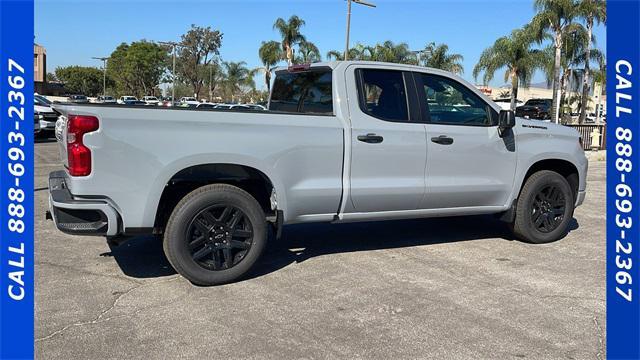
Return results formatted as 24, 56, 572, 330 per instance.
498, 110, 516, 133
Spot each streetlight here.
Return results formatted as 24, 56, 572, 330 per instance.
159, 41, 179, 103
92, 56, 109, 97
344, 0, 376, 61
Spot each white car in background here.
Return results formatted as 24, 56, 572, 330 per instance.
493, 98, 524, 111
34, 94, 58, 136
142, 96, 160, 106
214, 104, 251, 110
244, 104, 267, 111
180, 97, 200, 106
118, 96, 139, 104
195, 103, 220, 109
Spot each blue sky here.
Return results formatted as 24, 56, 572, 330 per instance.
35, 0, 606, 89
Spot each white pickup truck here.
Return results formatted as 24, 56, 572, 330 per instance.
48, 61, 588, 285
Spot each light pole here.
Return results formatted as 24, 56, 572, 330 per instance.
92, 56, 109, 97
344, 0, 376, 61
159, 41, 178, 103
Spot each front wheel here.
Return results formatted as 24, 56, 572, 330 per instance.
512, 170, 575, 244
163, 184, 267, 285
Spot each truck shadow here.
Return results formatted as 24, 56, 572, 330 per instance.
105, 215, 579, 281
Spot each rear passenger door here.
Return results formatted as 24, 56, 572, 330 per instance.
416, 73, 517, 209
346, 67, 427, 212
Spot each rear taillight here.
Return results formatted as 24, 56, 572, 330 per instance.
67, 115, 99, 176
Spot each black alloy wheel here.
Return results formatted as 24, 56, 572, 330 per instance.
186, 205, 254, 270
530, 185, 566, 233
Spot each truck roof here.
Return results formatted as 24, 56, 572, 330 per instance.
274, 60, 459, 76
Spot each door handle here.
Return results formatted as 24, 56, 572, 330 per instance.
431, 135, 454, 145
357, 133, 384, 144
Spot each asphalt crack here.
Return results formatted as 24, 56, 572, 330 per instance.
36, 276, 180, 343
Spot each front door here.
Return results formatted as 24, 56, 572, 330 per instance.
416, 73, 517, 209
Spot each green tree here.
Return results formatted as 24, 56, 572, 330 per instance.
328, 41, 414, 64
220, 61, 255, 102
365, 41, 414, 64
417, 42, 464, 75
107, 41, 168, 97
258, 40, 283, 92
576, 0, 606, 123
473, 26, 548, 111
273, 15, 306, 65
178, 24, 224, 98
530, 0, 579, 122
55, 66, 105, 96
295, 40, 321, 63
46, 72, 58, 82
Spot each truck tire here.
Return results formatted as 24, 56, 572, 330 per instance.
163, 184, 267, 285
512, 170, 575, 244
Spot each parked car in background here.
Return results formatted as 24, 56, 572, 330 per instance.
142, 96, 160, 106
48, 61, 587, 285
214, 104, 251, 110
196, 103, 220, 109
515, 99, 552, 120
244, 104, 267, 111
493, 98, 524, 111
95, 96, 117, 104
158, 97, 173, 107
67, 95, 89, 103
180, 97, 200, 106
34, 93, 59, 136
34, 113, 42, 136
118, 96, 139, 105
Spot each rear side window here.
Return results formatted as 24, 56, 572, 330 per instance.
269, 68, 333, 114
357, 69, 409, 122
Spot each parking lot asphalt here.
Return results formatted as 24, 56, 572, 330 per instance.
34, 140, 606, 359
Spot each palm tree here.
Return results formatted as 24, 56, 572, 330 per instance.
221, 61, 255, 102
366, 41, 414, 64
591, 60, 606, 123
295, 40, 321, 63
258, 41, 282, 92
576, 0, 606, 123
530, 0, 579, 123
273, 15, 306, 65
326, 44, 368, 61
473, 26, 548, 111
417, 42, 464, 75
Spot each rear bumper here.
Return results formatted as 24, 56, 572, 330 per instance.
48, 170, 120, 236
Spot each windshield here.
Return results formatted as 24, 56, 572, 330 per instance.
525, 99, 550, 105
35, 95, 51, 106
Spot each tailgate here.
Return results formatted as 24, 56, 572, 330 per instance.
51, 105, 70, 168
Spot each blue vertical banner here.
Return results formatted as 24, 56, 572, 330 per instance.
0, 0, 35, 359
607, 0, 640, 359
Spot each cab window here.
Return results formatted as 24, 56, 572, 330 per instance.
357, 69, 409, 122
269, 68, 333, 114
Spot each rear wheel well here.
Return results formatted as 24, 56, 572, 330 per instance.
521, 159, 579, 200
154, 164, 275, 231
